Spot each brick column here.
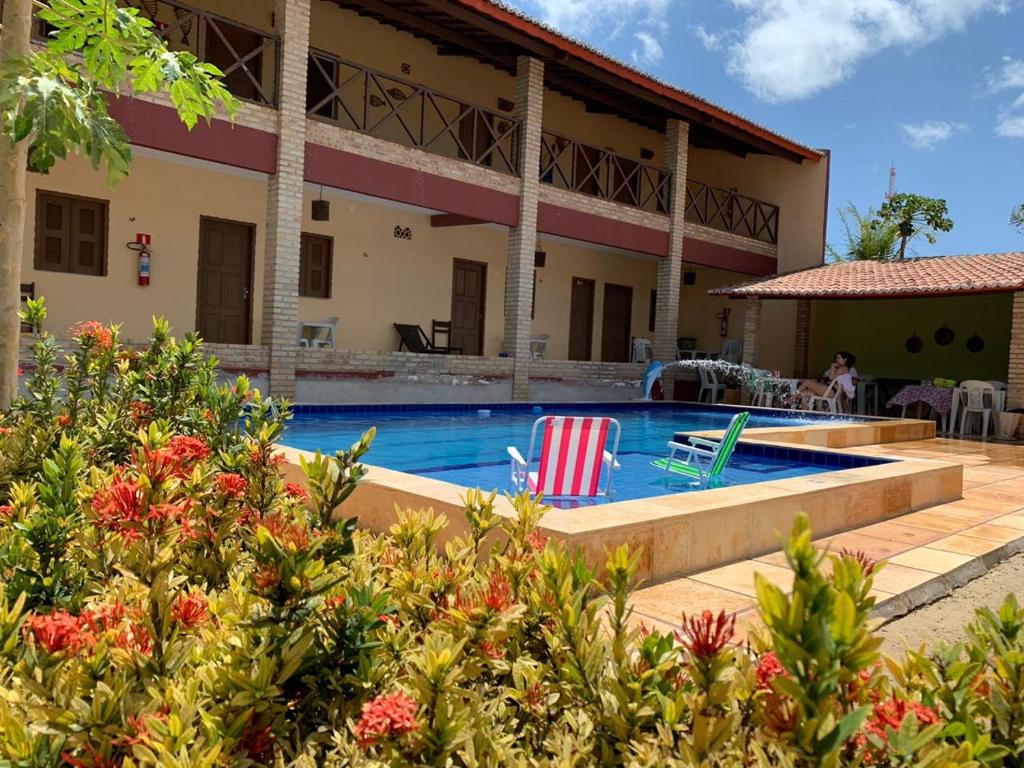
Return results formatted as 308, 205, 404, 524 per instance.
653, 119, 689, 362
504, 56, 544, 401
793, 299, 811, 378
741, 297, 761, 368
261, 0, 311, 398
1008, 291, 1024, 409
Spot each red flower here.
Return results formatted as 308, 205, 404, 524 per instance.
479, 640, 506, 660
526, 530, 548, 551
0, 426, 10, 437
115, 621, 153, 655
171, 592, 210, 629
284, 482, 309, 501
260, 513, 311, 551
252, 563, 280, 591
24, 610, 95, 655
756, 651, 785, 690
858, 695, 940, 761
215, 472, 248, 499
0, 504, 13, 519
240, 721, 275, 761
677, 610, 735, 660
16, 367, 23, 377
91, 479, 144, 539
839, 547, 877, 576
325, 594, 346, 610
70, 321, 113, 351
56, 414, 72, 429
167, 435, 211, 465
355, 692, 420, 748
483, 573, 512, 612
85, 601, 127, 632
130, 401, 152, 425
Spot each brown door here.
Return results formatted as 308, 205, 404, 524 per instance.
197, 218, 254, 344
450, 259, 486, 355
568, 277, 595, 361
601, 283, 633, 362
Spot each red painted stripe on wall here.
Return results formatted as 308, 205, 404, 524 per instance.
107, 98, 278, 174
537, 202, 670, 257
304, 143, 520, 226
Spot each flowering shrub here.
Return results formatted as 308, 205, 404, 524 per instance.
0, 312, 1023, 766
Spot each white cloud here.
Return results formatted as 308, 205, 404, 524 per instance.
694, 25, 723, 50
984, 56, 1024, 138
724, 0, 1011, 102
631, 31, 664, 66
899, 120, 968, 148
517, 0, 671, 38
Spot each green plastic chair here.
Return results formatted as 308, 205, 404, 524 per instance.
651, 411, 750, 488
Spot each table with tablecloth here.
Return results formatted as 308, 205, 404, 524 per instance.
887, 384, 1006, 434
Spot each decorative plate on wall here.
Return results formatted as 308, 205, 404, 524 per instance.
934, 324, 955, 346
905, 332, 924, 354
967, 334, 985, 353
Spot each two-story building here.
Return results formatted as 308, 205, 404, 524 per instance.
18, 0, 829, 402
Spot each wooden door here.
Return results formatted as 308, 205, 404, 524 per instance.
197, 218, 254, 344
450, 259, 487, 355
568, 277, 595, 361
601, 283, 632, 362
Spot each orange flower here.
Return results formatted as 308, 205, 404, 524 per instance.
355, 692, 420, 748
284, 482, 309, 501
0, 504, 12, 519
677, 610, 735, 660
24, 610, 95, 655
56, 414, 72, 429
756, 651, 785, 690
168, 435, 211, 465
70, 321, 113, 351
215, 472, 248, 498
525, 530, 548, 551
171, 592, 210, 629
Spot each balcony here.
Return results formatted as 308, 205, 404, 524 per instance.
306, 50, 521, 176
685, 181, 779, 246
539, 131, 671, 215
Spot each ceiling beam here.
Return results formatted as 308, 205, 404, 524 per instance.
431, 213, 487, 227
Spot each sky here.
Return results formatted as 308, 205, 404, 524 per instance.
505, 0, 1024, 257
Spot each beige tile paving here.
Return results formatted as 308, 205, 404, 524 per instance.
889, 546, 975, 573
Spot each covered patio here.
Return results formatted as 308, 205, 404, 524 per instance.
710, 253, 1024, 430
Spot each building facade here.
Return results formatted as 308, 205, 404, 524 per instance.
18, 0, 830, 402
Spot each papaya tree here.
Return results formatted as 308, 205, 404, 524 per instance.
877, 192, 954, 260
0, 0, 238, 409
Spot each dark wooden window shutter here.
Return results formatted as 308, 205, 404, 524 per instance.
299, 233, 332, 298
35, 191, 107, 276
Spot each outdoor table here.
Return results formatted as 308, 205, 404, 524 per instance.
886, 384, 955, 433
948, 385, 1006, 434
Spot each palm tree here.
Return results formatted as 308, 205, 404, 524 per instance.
1012, 204, 1024, 233
826, 203, 900, 262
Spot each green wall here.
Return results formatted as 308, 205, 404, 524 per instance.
809, 294, 1012, 381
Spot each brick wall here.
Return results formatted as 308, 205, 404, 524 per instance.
687, 222, 778, 259
741, 297, 762, 368
505, 56, 545, 400
261, 0, 312, 398
1009, 291, 1024, 409
793, 299, 811, 378
653, 119, 689, 360
537, 184, 670, 232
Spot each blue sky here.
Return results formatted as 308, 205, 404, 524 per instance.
507, 0, 1024, 257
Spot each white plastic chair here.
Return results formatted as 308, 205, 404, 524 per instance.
631, 337, 652, 363
529, 334, 549, 360
959, 380, 995, 438
807, 378, 843, 413
720, 339, 743, 363
698, 366, 725, 404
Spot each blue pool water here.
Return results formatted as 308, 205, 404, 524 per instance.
281, 403, 884, 506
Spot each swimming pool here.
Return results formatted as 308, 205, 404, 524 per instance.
281, 402, 885, 506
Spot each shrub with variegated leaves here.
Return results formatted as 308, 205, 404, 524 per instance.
0, 312, 1022, 767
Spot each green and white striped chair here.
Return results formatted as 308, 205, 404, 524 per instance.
651, 411, 750, 488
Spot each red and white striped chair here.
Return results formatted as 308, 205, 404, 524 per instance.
508, 416, 622, 500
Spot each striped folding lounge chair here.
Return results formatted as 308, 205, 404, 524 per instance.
508, 416, 622, 500
651, 411, 750, 488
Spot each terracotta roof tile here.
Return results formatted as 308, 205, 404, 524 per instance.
709, 253, 1024, 299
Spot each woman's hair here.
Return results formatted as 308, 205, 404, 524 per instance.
835, 350, 857, 368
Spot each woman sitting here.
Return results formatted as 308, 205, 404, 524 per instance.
797, 351, 858, 409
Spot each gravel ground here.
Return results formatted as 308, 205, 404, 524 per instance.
878, 552, 1024, 656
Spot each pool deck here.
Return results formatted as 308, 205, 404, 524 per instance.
627, 437, 1024, 638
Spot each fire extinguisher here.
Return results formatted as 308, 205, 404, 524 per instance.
128, 233, 152, 286
716, 307, 731, 337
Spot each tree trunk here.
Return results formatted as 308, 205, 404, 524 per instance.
0, 0, 32, 410
897, 235, 908, 260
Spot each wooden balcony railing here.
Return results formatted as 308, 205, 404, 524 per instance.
24, 0, 281, 106
122, 0, 279, 106
685, 180, 779, 245
306, 50, 521, 176
539, 130, 672, 214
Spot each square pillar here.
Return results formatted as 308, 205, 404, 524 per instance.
793, 299, 811, 378
261, 0, 311, 398
1008, 291, 1024, 409
653, 119, 689, 362
504, 56, 544, 401
741, 297, 761, 368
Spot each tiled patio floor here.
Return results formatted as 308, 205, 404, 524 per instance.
628, 438, 1024, 637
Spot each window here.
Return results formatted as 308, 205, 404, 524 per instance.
648, 289, 657, 332
203, 20, 265, 103
34, 191, 107, 276
299, 233, 332, 298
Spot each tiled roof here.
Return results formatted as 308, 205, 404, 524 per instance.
708, 253, 1024, 299
447, 0, 822, 162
